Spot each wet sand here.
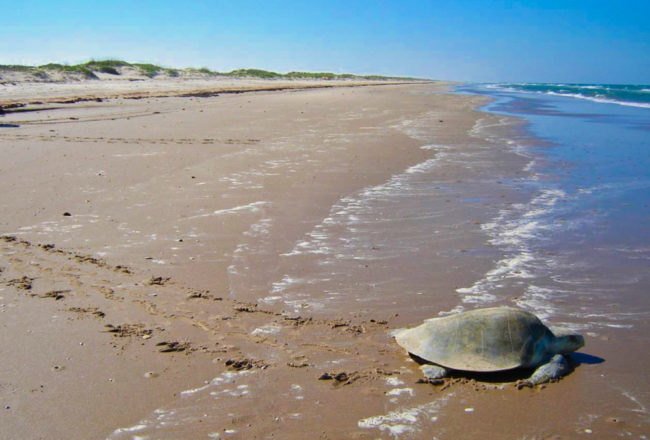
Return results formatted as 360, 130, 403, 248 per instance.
0, 81, 646, 439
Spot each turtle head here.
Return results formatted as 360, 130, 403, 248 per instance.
551, 333, 584, 355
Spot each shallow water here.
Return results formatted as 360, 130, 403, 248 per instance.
225, 114, 526, 320
458, 84, 650, 332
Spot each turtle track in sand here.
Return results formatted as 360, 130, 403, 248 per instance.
1, 234, 439, 439
0, 234, 398, 358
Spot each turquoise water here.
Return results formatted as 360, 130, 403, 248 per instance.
488, 83, 650, 109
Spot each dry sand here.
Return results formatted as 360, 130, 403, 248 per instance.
0, 80, 644, 439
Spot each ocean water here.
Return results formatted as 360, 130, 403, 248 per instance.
486, 83, 650, 109
458, 83, 650, 331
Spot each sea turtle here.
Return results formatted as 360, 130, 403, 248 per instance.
395, 307, 584, 386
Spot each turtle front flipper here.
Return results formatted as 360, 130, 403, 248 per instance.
420, 364, 448, 379
517, 354, 571, 388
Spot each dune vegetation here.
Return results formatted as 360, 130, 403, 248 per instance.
0, 59, 420, 82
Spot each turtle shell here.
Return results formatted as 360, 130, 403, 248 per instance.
395, 307, 553, 372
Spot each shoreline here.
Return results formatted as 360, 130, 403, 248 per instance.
457, 84, 650, 438
1, 81, 637, 439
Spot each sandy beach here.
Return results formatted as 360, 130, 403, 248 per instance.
1, 79, 646, 439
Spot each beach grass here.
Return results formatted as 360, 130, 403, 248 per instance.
38, 63, 99, 79
0, 59, 422, 82
0, 64, 35, 72
132, 63, 180, 78
227, 68, 282, 79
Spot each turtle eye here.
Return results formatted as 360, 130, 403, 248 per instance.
569, 334, 585, 347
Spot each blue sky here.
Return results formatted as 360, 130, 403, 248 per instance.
1, 0, 648, 83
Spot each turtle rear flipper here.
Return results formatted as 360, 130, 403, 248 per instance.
420, 364, 448, 379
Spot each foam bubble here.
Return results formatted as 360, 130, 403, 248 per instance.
385, 377, 405, 386
386, 388, 414, 397
358, 393, 454, 438
251, 324, 281, 335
